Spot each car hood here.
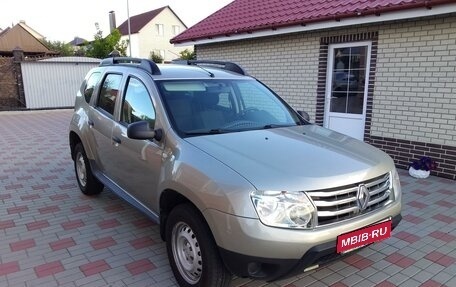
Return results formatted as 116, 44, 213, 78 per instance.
184, 125, 394, 191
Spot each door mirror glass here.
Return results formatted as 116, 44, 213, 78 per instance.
297, 110, 310, 121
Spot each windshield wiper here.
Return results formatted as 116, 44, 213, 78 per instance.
262, 124, 295, 129
185, 129, 226, 136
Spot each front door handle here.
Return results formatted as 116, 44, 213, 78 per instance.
88, 120, 94, 128
112, 136, 121, 145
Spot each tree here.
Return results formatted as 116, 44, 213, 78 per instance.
150, 51, 164, 63
85, 25, 128, 59
44, 40, 74, 56
179, 48, 196, 60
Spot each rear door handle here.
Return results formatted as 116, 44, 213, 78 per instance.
112, 136, 121, 145
88, 120, 94, 128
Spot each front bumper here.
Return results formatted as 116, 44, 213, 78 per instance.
218, 214, 401, 281
203, 200, 402, 281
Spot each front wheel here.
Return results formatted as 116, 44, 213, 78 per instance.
165, 204, 231, 287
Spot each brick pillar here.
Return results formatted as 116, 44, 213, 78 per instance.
12, 47, 26, 108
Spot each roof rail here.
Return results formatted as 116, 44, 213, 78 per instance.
100, 57, 161, 75
176, 60, 247, 75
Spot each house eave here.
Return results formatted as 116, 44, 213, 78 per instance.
173, 3, 456, 46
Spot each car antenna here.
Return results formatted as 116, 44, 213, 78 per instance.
195, 64, 214, 78
172, 60, 214, 77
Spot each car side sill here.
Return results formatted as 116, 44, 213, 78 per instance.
90, 160, 160, 224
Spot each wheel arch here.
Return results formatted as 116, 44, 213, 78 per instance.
159, 189, 207, 242
69, 131, 82, 160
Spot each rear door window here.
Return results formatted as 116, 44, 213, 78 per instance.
97, 74, 122, 116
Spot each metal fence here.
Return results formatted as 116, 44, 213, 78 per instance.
21, 57, 99, 109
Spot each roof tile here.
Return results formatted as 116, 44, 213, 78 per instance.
171, 0, 453, 43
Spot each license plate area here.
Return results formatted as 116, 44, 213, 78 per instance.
337, 220, 391, 253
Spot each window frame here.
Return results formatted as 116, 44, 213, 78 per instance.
324, 41, 371, 119
172, 25, 180, 35
83, 72, 101, 104
119, 76, 156, 128
95, 73, 123, 118
156, 24, 164, 36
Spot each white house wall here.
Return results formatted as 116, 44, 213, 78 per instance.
374, 16, 456, 146
137, 9, 192, 61
121, 34, 140, 57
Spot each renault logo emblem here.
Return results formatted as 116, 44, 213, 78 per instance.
357, 184, 370, 211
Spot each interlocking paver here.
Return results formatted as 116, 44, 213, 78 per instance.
0, 261, 20, 276
79, 259, 111, 277
0, 109, 455, 287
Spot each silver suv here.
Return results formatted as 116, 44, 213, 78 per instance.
69, 58, 402, 287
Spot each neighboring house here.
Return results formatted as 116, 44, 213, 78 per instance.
17, 20, 45, 41
68, 36, 87, 47
0, 22, 54, 56
117, 5, 192, 61
67, 36, 88, 54
171, 0, 456, 180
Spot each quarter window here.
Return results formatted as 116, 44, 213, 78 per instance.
98, 74, 122, 116
121, 77, 156, 127
83, 72, 101, 103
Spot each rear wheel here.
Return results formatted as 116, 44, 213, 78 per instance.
73, 143, 103, 195
166, 204, 231, 287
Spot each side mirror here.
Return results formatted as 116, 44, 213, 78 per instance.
127, 121, 163, 141
297, 110, 310, 122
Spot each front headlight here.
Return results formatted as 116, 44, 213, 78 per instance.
391, 168, 402, 202
250, 190, 316, 229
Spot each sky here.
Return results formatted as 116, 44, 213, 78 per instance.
0, 0, 233, 42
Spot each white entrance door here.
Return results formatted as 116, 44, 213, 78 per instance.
324, 42, 371, 140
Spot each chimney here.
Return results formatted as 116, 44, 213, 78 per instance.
109, 11, 116, 33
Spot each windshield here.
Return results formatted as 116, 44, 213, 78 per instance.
156, 79, 304, 137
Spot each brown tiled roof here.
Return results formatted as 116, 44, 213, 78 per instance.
0, 24, 51, 54
117, 6, 169, 35
171, 0, 455, 43
0, 27, 10, 37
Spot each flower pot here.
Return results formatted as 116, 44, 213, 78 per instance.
408, 167, 430, 179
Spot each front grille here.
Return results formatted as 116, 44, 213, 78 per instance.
307, 173, 391, 226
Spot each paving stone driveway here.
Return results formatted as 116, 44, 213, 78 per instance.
0, 109, 455, 287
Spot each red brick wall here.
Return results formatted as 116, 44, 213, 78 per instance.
369, 136, 456, 180
0, 57, 19, 109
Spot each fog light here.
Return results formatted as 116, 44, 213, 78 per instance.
247, 262, 262, 277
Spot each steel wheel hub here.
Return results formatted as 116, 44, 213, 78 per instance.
76, 152, 87, 187
171, 222, 202, 284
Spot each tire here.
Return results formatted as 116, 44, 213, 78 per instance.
165, 204, 231, 287
73, 143, 103, 195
